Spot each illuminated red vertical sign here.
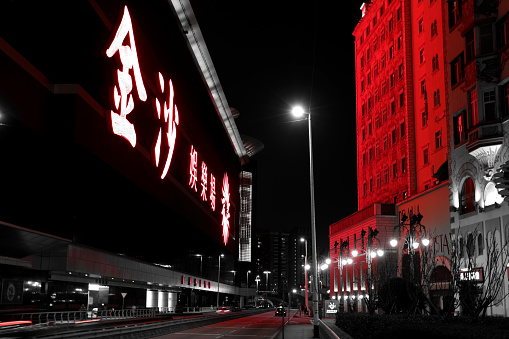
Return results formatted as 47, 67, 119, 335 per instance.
105, 6, 147, 147
153, 73, 179, 179
221, 173, 230, 245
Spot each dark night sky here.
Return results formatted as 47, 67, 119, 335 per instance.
190, 1, 366, 251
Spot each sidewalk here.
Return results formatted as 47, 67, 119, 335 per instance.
273, 310, 315, 339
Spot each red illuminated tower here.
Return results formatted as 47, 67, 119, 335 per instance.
354, 0, 448, 210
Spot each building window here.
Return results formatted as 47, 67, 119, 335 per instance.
420, 79, 426, 96
376, 172, 381, 188
384, 167, 389, 184
431, 20, 438, 38
460, 177, 476, 215
435, 130, 442, 148
361, 103, 366, 117
453, 110, 467, 145
400, 120, 406, 138
496, 15, 509, 49
389, 44, 394, 59
397, 35, 403, 50
465, 29, 475, 64
423, 146, 429, 165
401, 157, 406, 173
392, 162, 397, 179
433, 89, 441, 107
382, 108, 387, 123
448, 0, 463, 29
390, 72, 395, 87
362, 152, 367, 166
380, 27, 385, 42
398, 64, 403, 80
382, 80, 388, 95
388, 15, 394, 32
419, 48, 425, 64
390, 99, 396, 115
362, 127, 366, 141
451, 52, 465, 86
369, 147, 373, 162
432, 54, 439, 72
468, 88, 478, 127
503, 83, 509, 119
383, 135, 388, 151
368, 119, 372, 135
363, 182, 367, 196
375, 142, 380, 157
484, 90, 496, 121
397, 7, 402, 22
419, 18, 424, 34
399, 91, 405, 108
422, 110, 428, 127
479, 24, 493, 55
391, 128, 397, 145
381, 54, 386, 69
369, 178, 373, 192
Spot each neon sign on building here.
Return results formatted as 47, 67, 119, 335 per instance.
105, 6, 232, 245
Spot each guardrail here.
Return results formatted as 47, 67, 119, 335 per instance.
6, 308, 157, 325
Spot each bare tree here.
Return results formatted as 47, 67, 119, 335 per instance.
450, 227, 509, 320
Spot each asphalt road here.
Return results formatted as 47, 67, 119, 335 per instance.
151, 309, 283, 338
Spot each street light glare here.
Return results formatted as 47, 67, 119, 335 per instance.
325, 258, 331, 265
292, 106, 305, 117
390, 239, 398, 247
422, 238, 430, 246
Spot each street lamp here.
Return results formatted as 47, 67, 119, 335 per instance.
217, 254, 224, 309
292, 105, 320, 337
263, 270, 271, 291
390, 209, 429, 282
300, 237, 309, 312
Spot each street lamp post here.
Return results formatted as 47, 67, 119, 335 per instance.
292, 106, 319, 337
390, 209, 429, 283
217, 254, 224, 309
263, 270, 271, 291
300, 238, 309, 312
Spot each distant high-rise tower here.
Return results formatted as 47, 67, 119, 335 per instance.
239, 171, 253, 262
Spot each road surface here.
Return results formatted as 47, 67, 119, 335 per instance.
151, 309, 284, 338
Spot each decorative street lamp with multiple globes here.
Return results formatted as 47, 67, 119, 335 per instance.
390, 210, 429, 282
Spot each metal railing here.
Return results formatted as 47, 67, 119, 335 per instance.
8, 308, 157, 325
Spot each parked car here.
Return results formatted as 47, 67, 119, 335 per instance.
275, 306, 286, 316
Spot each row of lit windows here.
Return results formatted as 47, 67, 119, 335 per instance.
361, 121, 405, 166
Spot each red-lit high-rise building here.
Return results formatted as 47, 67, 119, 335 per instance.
328, 0, 451, 313
330, 0, 509, 317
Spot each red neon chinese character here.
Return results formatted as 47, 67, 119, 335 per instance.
189, 145, 198, 192
210, 174, 216, 211
221, 173, 230, 245
153, 72, 179, 179
105, 6, 147, 147
201, 162, 208, 201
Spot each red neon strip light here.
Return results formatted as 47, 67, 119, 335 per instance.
0, 320, 32, 327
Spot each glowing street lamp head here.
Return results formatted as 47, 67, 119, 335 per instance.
347, 258, 353, 265
422, 238, 430, 246
412, 241, 420, 249
305, 264, 311, 270
300, 237, 305, 242
377, 249, 384, 257
390, 239, 398, 247
351, 249, 359, 257
292, 106, 305, 118
325, 258, 331, 265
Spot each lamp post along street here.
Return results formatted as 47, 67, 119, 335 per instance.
217, 254, 224, 309
292, 106, 319, 337
301, 238, 309, 312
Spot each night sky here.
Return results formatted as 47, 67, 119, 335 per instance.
191, 1, 365, 251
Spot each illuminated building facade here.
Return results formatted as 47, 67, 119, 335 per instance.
329, 0, 451, 312
0, 0, 259, 313
446, 0, 509, 316
330, 0, 509, 316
